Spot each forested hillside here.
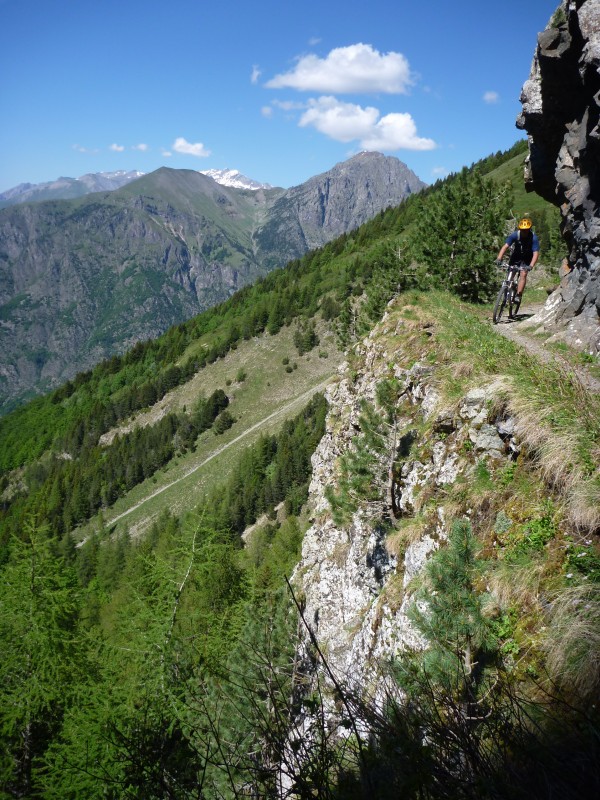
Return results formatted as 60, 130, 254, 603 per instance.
2, 139, 596, 799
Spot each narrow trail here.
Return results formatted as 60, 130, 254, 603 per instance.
106, 377, 333, 527
492, 303, 600, 394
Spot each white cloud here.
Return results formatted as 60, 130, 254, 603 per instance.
483, 90, 499, 104
133, 143, 149, 151
172, 137, 211, 157
110, 143, 125, 152
251, 65, 261, 84
261, 106, 274, 118
432, 166, 449, 177
300, 96, 378, 141
266, 43, 412, 94
272, 99, 307, 111
162, 150, 172, 158
72, 144, 98, 154
299, 96, 436, 151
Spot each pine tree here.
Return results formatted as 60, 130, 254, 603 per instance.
326, 378, 408, 526
408, 168, 512, 302
0, 520, 83, 796
408, 519, 497, 703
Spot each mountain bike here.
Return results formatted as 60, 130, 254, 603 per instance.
492, 262, 521, 324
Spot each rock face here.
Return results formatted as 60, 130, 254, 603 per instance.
293, 305, 521, 697
254, 152, 426, 270
517, 0, 600, 353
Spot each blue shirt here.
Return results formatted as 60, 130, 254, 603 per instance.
506, 230, 539, 266
505, 231, 540, 251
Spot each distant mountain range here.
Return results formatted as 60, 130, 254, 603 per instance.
0, 171, 146, 207
0, 152, 425, 413
0, 168, 275, 207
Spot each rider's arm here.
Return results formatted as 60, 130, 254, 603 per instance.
497, 243, 509, 260
530, 233, 540, 267
498, 232, 518, 261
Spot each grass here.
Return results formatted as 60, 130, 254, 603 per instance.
544, 584, 600, 701
358, 290, 599, 535
351, 288, 599, 704
415, 292, 600, 531
76, 320, 342, 541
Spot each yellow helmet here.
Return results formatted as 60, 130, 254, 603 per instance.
518, 217, 533, 230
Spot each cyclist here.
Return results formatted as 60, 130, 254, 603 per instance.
496, 218, 539, 317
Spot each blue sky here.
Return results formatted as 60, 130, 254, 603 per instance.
0, 0, 556, 192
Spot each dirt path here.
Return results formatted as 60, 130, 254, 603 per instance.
105, 377, 333, 527
492, 303, 600, 394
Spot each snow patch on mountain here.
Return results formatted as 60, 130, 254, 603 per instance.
199, 168, 272, 191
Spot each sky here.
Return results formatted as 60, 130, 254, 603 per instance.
0, 0, 557, 192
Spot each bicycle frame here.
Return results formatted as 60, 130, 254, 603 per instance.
492, 264, 520, 324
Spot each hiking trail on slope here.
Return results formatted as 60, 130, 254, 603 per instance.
491, 302, 600, 394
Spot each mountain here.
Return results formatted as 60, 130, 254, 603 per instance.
1, 154, 598, 796
0, 170, 145, 208
200, 168, 273, 191
0, 152, 424, 413
255, 151, 426, 268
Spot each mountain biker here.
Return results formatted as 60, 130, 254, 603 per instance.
495, 218, 539, 316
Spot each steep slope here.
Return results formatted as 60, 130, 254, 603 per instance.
1, 126, 598, 795
0, 170, 266, 411
0, 154, 422, 413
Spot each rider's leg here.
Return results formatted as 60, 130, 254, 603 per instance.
517, 268, 528, 297
509, 268, 528, 319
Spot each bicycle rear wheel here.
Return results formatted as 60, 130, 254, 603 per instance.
492, 286, 507, 324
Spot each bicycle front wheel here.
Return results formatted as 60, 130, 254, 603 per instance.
493, 285, 507, 324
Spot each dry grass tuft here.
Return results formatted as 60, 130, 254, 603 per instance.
386, 520, 427, 558
487, 558, 546, 612
504, 375, 600, 534
543, 583, 600, 702
450, 360, 475, 381
568, 478, 600, 532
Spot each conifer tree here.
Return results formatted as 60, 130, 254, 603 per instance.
0, 520, 83, 796
408, 519, 497, 704
326, 378, 408, 526
408, 169, 512, 302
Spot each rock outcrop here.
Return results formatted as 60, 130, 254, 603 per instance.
293, 305, 521, 699
518, 0, 600, 353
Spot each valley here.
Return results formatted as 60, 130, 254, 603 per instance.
0, 151, 423, 413
1, 1, 599, 788
79, 320, 341, 540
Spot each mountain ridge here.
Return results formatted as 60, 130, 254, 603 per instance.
0, 170, 145, 207
0, 152, 423, 413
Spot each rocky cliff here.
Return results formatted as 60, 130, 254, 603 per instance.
518, 0, 600, 353
286, 290, 599, 784
293, 299, 527, 700
254, 152, 425, 269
